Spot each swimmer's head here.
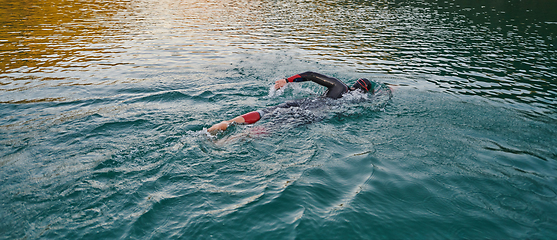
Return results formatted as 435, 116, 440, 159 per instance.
352, 78, 375, 93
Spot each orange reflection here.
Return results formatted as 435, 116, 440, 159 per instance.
0, 0, 128, 74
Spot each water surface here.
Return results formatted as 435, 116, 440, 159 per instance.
1, 0, 556, 239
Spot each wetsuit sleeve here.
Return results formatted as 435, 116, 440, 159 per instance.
285, 71, 348, 99
241, 111, 262, 124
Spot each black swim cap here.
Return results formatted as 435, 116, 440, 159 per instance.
352, 78, 375, 93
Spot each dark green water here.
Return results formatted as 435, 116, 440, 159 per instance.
1, 0, 556, 239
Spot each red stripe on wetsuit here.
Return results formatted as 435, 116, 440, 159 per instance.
241, 111, 261, 124
286, 74, 302, 83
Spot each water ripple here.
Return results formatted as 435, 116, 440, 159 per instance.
2, 0, 557, 239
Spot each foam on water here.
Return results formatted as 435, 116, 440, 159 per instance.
266, 81, 321, 99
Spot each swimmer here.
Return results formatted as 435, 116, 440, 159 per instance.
208, 71, 377, 133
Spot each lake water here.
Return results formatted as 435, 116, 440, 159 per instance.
1, 0, 556, 239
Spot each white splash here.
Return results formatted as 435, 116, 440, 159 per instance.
267, 82, 319, 99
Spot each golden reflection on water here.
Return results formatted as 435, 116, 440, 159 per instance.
0, 0, 128, 73
0, 0, 269, 96
0, 0, 391, 91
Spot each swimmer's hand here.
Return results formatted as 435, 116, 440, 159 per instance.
274, 79, 287, 90
208, 121, 230, 133
207, 116, 246, 134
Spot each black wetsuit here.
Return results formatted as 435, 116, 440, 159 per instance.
241, 72, 357, 126
284, 71, 349, 99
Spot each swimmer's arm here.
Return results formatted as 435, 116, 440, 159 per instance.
207, 116, 245, 133
207, 111, 262, 133
276, 71, 338, 90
